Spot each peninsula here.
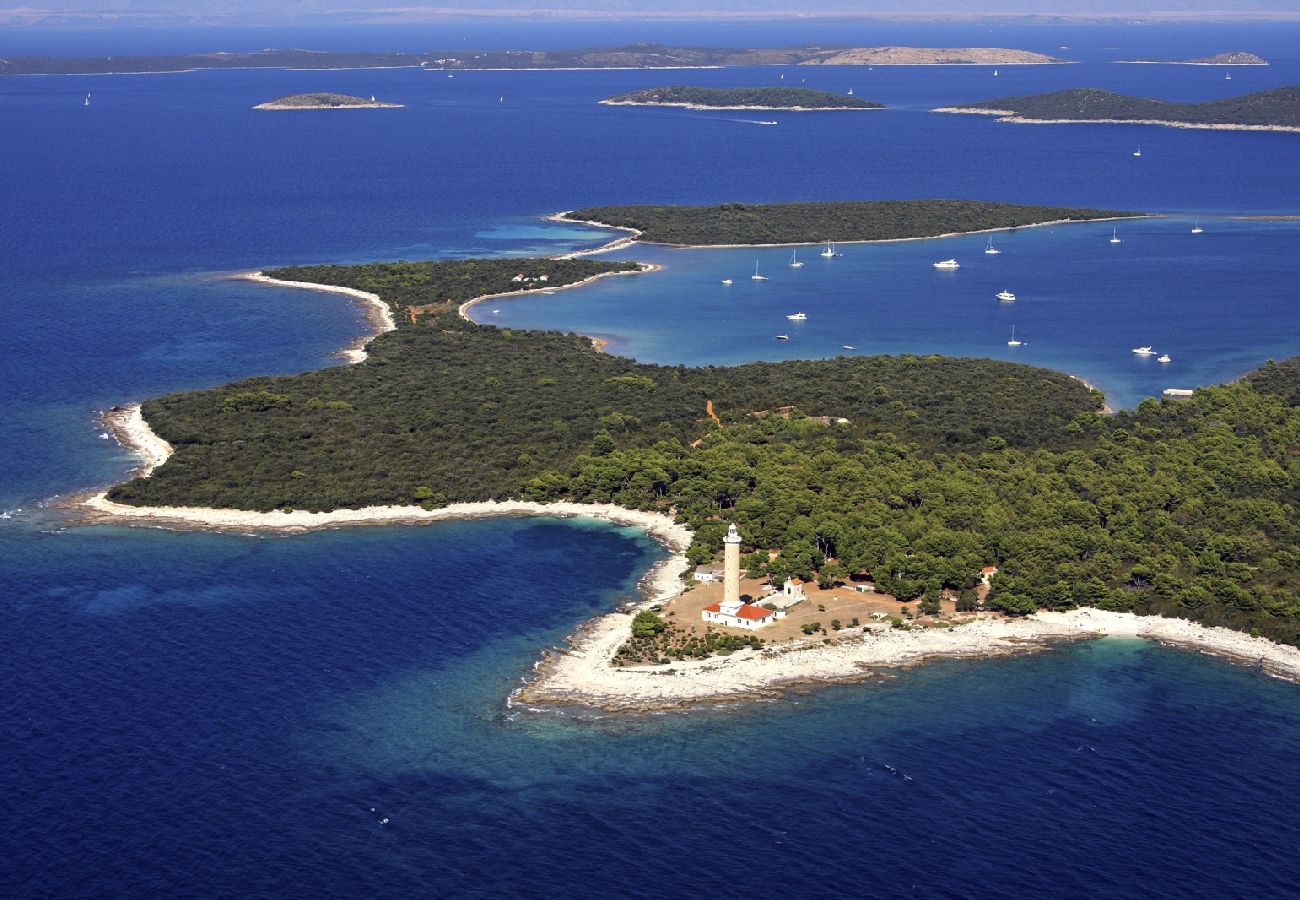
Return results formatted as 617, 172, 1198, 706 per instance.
86, 202, 1300, 709
558, 199, 1137, 246
0, 44, 1065, 77
600, 86, 882, 111
253, 93, 401, 110
933, 86, 1300, 132
1119, 51, 1268, 65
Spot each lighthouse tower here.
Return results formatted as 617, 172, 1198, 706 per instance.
723, 522, 742, 604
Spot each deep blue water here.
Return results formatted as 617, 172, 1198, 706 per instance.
3, 22, 1300, 896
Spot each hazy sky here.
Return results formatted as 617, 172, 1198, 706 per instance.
2, 0, 1296, 26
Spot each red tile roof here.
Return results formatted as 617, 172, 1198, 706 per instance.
981, 566, 999, 575
704, 602, 773, 621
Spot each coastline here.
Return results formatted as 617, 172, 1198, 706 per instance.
236, 272, 395, 363
598, 99, 883, 112
515, 606, 1300, 712
932, 107, 1300, 134
455, 263, 658, 323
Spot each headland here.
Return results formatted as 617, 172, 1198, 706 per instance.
934, 86, 1300, 132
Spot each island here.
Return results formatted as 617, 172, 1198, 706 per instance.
1119, 51, 1268, 65
253, 93, 402, 110
600, 86, 882, 111
557, 199, 1138, 246
933, 86, 1300, 132
84, 200, 1300, 709
0, 44, 1065, 77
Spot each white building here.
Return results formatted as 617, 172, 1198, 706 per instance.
693, 565, 724, 583
702, 597, 785, 631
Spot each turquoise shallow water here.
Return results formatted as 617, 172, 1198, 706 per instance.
3, 21, 1300, 895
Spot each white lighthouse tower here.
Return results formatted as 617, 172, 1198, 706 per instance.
723, 522, 742, 605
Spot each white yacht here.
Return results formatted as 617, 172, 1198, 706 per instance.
789, 249, 804, 268
1158, 354, 1172, 363
933, 258, 960, 269
1132, 346, 1156, 356
996, 290, 1016, 302
1110, 227, 1122, 244
786, 312, 807, 321
842, 345, 855, 350
775, 334, 789, 340
1007, 326, 1022, 347
820, 240, 838, 258
721, 279, 733, 285
751, 260, 768, 281
1191, 216, 1204, 234
985, 237, 1001, 255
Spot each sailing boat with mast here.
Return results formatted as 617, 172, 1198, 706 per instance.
789, 249, 804, 268
751, 259, 768, 281
1007, 326, 1022, 347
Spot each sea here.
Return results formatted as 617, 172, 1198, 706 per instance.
2, 20, 1300, 896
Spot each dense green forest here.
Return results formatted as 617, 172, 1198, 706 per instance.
564, 200, 1134, 245
956, 86, 1300, 128
602, 86, 882, 109
109, 259, 1300, 646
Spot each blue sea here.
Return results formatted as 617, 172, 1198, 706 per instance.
3, 21, 1300, 896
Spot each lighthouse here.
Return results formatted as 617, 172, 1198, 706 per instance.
723, 522, 742, 604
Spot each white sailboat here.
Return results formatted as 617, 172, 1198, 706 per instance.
1133, 147, 1142, 157
751, 260, 768, 281
996, 290, 1016, 302
1225, 72, 1232, 80
1007, 326, 1022, 347
847, 87, 854, 95
1191, 216, 1203, 234
1109, 227, 1122, 244
820, 240, 838, 258
789, 249, 804, 268
993, 68, 999, 76
985, 236, 1001, 255
84, 93, 91, 107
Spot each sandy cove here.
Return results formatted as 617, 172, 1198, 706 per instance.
932, 107, 1300, 134
516, 607, 1300, 712
456, 263, 658, 322
237, 272, 396, 362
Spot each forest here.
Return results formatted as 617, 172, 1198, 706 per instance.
602, 86, 882, 109
107, 259, 1300, 647
955, 86, 1300, 128
563, 200, 1134, 245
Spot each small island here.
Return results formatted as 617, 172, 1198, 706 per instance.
558, 199, 1137, 246
253, 93, 402, 110
933, 86, 1300, 132
1120, 51, 1268, 66
600, 86, 882, 111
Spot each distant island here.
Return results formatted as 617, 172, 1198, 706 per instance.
0, 44, 1064, 77
600, 86, 882, 111
933, 86, 1300, 132
253, 93, 401, 110
559, 199, 1137, 246
1119, 51, 1268, 65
